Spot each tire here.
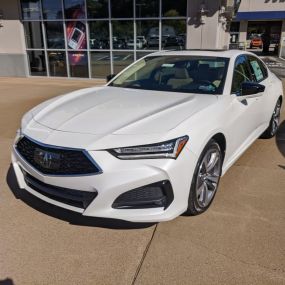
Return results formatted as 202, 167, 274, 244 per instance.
185, 139, 223, 216
260, 99, 282, 139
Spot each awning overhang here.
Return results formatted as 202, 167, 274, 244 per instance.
236, 11, 285, 21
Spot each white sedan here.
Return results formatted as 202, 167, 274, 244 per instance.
12, 50, 283, 222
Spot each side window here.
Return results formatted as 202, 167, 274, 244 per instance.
248, 56, 267, 82
231, 55, 252, 94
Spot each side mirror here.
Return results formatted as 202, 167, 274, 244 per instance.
106, 74, 116, 82
241, 82, 265, 96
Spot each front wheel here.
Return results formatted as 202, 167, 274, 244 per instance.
185, 139, 223, 216
260, 99, 282, 139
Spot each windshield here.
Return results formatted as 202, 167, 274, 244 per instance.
109, 55, 229, 95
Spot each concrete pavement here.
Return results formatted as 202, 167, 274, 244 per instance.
0, 77, 284, 285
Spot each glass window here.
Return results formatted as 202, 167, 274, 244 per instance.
21, 0, 41, 20
68, 51, 89, 77
64, 0, 85, 19
42, 0, 63, 19
248, 56, 268, 82
89, 21, 109, 49
136, 0, 159, 18
27, 51, 47, 76
66, 21, 87, 49
136, 51, 153, 59
113, 52, 134, 74
87, 0, 109, 18
136, 21, 159, 50
111, 0, 133, 18
23, 22, 44, 49
110, 56, 229, 95
45, 22, 65, 49
112, 21, 133, 50
162, 20, 186, 50
48, 51, 67, 77
162, 0, 187, 17
90, 52, 111, 78
231, 56, 253, 93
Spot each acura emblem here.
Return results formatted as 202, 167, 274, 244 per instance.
34, 148, 61, 169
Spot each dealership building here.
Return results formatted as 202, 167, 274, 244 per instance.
0, 0, 284, 79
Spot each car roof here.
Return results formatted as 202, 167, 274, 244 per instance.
146, 49, 252, 59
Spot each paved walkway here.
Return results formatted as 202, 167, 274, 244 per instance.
0, 77, 284, 285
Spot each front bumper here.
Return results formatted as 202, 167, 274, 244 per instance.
12, 136, 198, 223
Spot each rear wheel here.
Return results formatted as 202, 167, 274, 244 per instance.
185, 139, 223, 216
260, 99, 282, 139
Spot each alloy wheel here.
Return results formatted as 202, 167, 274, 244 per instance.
195, 144, 222, 208
271, 101, 281, 136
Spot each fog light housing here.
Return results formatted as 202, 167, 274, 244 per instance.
112, 180, 173, 209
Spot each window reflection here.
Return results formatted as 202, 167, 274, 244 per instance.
112, 21, 133, 50
89, 21, 109, 49
113, 52, 134, 74
42, 0, 63, 19
68, 51, 89, 77
162, 0, 187, 17
162, 20, 186, 50
66, 21, 87, 49
111, 0, 133, 18
136, 52, 152, 59
27, 51, 47, 76
48, 51, 67, 76
136, 21, 159, 50
91, 52, 111, 78
87, 0, 109, 18
21, 0, 41, 20
64, 0, 85, 19
24, 22, 44, 49
136, 0, 159, 18
46, 22, 65, 49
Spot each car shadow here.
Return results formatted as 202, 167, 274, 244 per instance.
276, 120, 285, 156
6, 165, 155, 230
0, 279, 14, 285
276, 120, 285, 170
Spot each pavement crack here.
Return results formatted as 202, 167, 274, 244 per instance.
131, 224, 158, 285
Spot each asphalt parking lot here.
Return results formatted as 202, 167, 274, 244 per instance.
0, 77, 284, 285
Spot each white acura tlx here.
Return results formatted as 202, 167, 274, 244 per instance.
12, 50, 283, 222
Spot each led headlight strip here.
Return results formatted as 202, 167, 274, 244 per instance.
109, 136, 188, 159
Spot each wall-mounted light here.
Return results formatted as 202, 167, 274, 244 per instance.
198, 2, 209, 24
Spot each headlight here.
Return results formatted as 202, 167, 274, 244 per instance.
109, 136, 188, 159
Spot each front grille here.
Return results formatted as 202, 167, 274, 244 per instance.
16, 136, 101, 176
22, 170, 97, 209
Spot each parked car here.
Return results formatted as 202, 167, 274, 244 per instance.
137, 36, 147, 47
12, 50, 283, 222
250, 37, 263, 49
127, 39, 144, 49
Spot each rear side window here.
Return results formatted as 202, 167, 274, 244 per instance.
248, 56, 268, 82
231, 55, 253, 94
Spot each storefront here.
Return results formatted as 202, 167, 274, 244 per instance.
19, 0, 187, 78
234, 0, 285, 56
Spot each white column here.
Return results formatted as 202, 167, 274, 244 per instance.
238, 20, 248, 49
279, 20, 285, 59
186, 0, 231, 50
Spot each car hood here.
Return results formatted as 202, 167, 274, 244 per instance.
31, 86, 217, 135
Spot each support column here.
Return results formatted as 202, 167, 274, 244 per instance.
279, 20, 285, 59
238, 20, 248, 49
186, 0, 232, 50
